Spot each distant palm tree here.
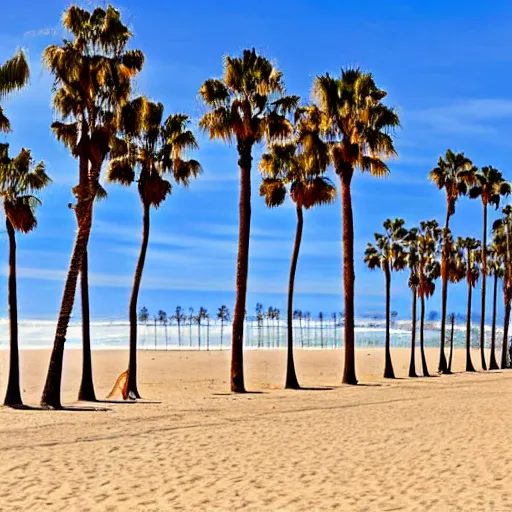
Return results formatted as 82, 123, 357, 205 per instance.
318, 312, 324, 348
275, 309, 281, 348
417, 220, 442, 377
364, 218, 408, 378
492, 206, 512, 369
314, 68, 399, 385
188, 307, 194, 347
0, 49, 30, 132
255, 303, 264, 348
200, 48, 297, 392
429, 150, 476, 374
195, 307, 208, 349
217, 305, 230, 349
108, 98, 200, 398
456, 237, 481, 372
469, 166, 511, 370
304, 311, 311, 347
173, 306, 186, 347
260, 105, 336, 387
0, 144, 50, 407
487, 243, 504, 369
42, 5, 144, 408
293, 310, 304, 348
153, 315, 158, 350
266, 306, 274, 348
158, 310, 168, 349
404, 228, 420, 378
331, 312, 337, 348
447, 313, 456, 372
138, 307, 150, 324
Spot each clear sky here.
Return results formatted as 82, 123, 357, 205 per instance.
1, 0, 512, 322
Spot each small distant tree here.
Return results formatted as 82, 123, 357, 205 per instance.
195, 307, 208, 349
266, 306, 274, 347
188, 307, 194, 347
217, 305, 230, 349
293, 310, 303, 348
138, 307, 149, 325
318, 312, 324, 348
331, 312, 337, 348
173, 306, 186, 347
158, 310, 168, 349
275, 308, 281, 348
304, 311, 311, 347
256, 303, 264, 348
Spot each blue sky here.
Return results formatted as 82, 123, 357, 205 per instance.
1, 0, 512, 322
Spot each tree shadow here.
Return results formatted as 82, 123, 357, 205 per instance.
293, 386, 335, 391
211, 391, 267, 396
3, 404, 112, 412
94, 399, 162, 405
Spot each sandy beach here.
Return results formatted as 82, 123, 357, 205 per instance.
0, 347, 511, 511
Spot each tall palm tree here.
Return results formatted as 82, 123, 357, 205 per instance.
259, 105, 336, 388
487, 243, 504, 370
492, 206, 512, 369
0, 144, 50, 406
217, 305, 230, 349
404, 228, 420, 378
364, 218, 408, 378
0, 49, 30, 132
469, 166, 511, 370
456, 236, 481, 372
199, 48, 297, 392
314, 68, 399, 385
429, 150, 476, 374
255, 303, 264, 348
41, 5, 144, 408
173, 306, 185, 346
107, 98, 200, 398
416, 220, 442, 377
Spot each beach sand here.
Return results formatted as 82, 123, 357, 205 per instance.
0, 347, 511, 511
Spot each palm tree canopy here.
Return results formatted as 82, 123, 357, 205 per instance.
364, 218, 408, 271
468, 165, 511, 208
0, 143, 51, 233
0, 49, 30, 132
107, 97, 201, 208
259, 105, 336, 209
428, 149, 476, 216
313, 67, 399, 180
199, 48, 298, 147
45, 5, 144, 199
456, 236, 481, 288
217, 305, 230, 321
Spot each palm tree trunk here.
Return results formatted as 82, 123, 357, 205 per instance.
231, 142, 252, 392
466, 283, 476, 372
480, 203, 488, 370
408, 287, 418, 378
126, 201, 151, 399
220, 318, 224, 349
439, 209, 450, 373
41, 199, 94, 408
177, 321, 181, 347
420, 295, 430, 377
285, 205, 303, 389
340, 173, 357, 384
448, 314, 455, 373
489, 273, 499, 369
4, 217, 22, 406
384, 262, 395, 379
198, 321, 201, 349
77, 249, 96, 401
501, 290, 511, 369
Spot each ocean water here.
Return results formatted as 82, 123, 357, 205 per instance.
0, 318, 497, 350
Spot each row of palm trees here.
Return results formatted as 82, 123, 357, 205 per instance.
364, 156, 512, 380
1, 4, 510, 407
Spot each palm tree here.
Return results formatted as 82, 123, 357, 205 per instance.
188, 307, 194, 347
492, 206, 512, 369
255, 303, 264, 348
158, 310, 168, 349
0, 49, 30, 132
217, 305, 230, 349
294, 310, 304, 348
314, 68, 399, 385
0, 144, 50, 406
275, 309, 281, 348
200, 48, 298, 392
487, 243, 504, 370
364, 218, 408, 378
266, 306, 274, 347
417, 220, 442, 377
331, 312, 338, 348
304, 311, 311, 347
469, 166, 511, 370
41, 5, 144, 408
404, 228, 420, 378
194, 307, 208, 349
107, 99, 200, 398
318, 312, 324, 348
429, 150, 476, 374
138, 306, 149, 324
173, 306, 185, 346
456, 237, 481, 372
447, 313, 456, 372
259, 106, 336, 387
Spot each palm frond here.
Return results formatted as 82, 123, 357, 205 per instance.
259, 178, 287, 207
0, 49, 30, 99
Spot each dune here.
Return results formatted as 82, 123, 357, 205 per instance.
0, 347, 511, 511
